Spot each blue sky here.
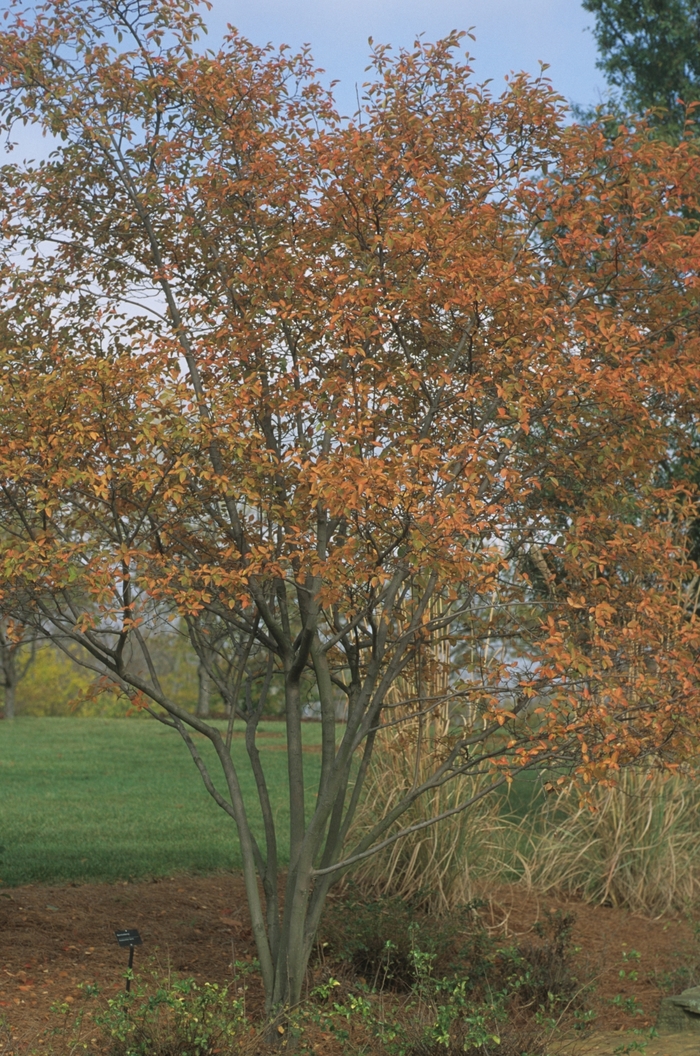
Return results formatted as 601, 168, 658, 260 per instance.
3, 0, 611, 161
206, 0, 610, 115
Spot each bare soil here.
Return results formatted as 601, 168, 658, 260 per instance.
0, 875, 699, 1054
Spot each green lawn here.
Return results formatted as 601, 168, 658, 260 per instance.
0, 717, 322, 887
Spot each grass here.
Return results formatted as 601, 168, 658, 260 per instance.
0, 717, 322, 887
4, 718, 700, 919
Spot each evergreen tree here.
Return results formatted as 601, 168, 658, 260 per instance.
583, 0, 700, 139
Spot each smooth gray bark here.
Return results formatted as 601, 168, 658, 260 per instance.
196, 661, 210, 717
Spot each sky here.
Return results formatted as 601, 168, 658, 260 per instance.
205, 0, 610, 116
2, 0, 611, 161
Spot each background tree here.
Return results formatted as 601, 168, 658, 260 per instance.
0, 0, 699, 1013
0, 617, 36, 718
583, 0, 700, 140
582, 0, 700, 590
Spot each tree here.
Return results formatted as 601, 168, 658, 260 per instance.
0, 0, 699, 1013
581, 0, 700, 590
583, 0, 700, 140
0, 617, 36, 718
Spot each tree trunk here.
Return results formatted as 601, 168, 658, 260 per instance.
3, 680, 15, 719
196, 662, 210, 718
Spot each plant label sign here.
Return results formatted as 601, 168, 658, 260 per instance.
115, 929, 143, 993
115, 928, 142, 947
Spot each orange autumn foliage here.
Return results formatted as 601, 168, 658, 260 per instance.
0, 0, 699, 1006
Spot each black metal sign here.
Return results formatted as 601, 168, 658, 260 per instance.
115, 929, 142, 948
115, 929, 143, 992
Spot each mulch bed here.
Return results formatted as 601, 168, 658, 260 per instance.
0, 874, 697, 1050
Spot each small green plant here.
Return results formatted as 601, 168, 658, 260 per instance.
611, 994, 644, 1018
609, 948, 645, 1023
321, 890, 592, 1045
612, 1027, 658, 1055
88, 974, 247, 1056
310, 976, 342, 1003
306, 975, 510, 1055
42, 902, 594, 1056
572, 1007, 597, 1031
427, 978, 507, 1054
619, 949, 641, 983
345, 918, 580, 1053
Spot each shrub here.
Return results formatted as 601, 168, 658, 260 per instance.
321, 892, 586, 1014
91, 976, 247, 1056
311, 909, 580, 1056
320, 885, 476, 990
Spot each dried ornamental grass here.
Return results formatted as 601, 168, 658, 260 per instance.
344, 734, 517, 914
515, 770, 700, 917
349, 750, 700, 918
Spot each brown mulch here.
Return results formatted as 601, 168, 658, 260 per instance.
0, 875, 698, 1051
0, 874, 262, 1049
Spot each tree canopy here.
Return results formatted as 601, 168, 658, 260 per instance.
583, 0, 700, 139
0, 0, 699, 1011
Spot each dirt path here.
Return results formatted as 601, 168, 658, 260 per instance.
570, 1033, 700, 1055
1, 876, 699, 1052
